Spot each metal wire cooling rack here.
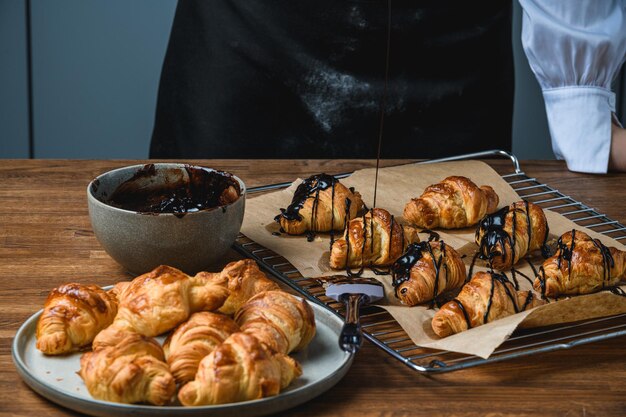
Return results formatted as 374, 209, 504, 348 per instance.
232, 150, 626, 373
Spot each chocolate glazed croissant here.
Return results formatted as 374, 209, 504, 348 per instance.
275, 173, 364, 235
79, 332, 176, 405
36, 283, 118, 355
432, 271, 545, 337
163, 312, 240, 384
404, 176, 499, 229
93, 265, 229, 350
391, 241, 467, 306
329, 208, 420, 271
199, 259, 280, 316
235, 290, 316, 354
534, 230, 626, 297
178, 332, 302, 406
475, 201, 549, 270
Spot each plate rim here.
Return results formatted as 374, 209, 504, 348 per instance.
12, 298, 353, 417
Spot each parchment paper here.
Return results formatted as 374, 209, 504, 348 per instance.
241, 161, 626, 358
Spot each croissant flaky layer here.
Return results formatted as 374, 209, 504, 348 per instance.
475, 200, 549, 270
235, 290, 316, 354
93, 265, 229, 350
432, 271, 545, 337
276, 174, 364, 235
534, 230, 626, 297
79, 332, 176, 405
404, 176, 499, 229
392, 241, 467, 306
163, 311, 240, 385
36, 283, 118, 355
201, 259, 280, 316
178, 332, 302, 406
330, 208, 420, 269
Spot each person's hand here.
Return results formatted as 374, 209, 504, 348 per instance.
609, 122, 626, 172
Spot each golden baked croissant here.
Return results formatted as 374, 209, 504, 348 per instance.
534, 229, 626, 297
404, 176, 499, 229
36, 283, 118, 355
163, 311, 240, 384
199, 259, 280, 316
178, 332, 302, 406
235, 290, 316, 354
79, 332, 176, 405
93, 265, 228, 350
475, 200, 549, 270
275, 173, 364, 236
391, 241, 467, 306
329, 208, 420, 272
432, 271, 545, 337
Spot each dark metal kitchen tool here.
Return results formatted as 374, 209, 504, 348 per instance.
324, 276, 385, 353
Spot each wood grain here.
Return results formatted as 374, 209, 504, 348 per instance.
1, 159, 626, 417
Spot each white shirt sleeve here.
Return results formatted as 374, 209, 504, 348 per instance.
519, 0, 626, 173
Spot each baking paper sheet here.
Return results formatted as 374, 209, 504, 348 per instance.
241, 161, 626, 358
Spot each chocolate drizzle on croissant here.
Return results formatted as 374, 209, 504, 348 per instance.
330, 207, 419, 277
277, 174, 337, 222
534, 229, 626, 298
391, 240, 466, 307
475, 200, 549, 271
275, 174, 363, 242
432, 271, 544, 337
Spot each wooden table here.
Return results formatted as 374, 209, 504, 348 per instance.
1, 159, 626, 417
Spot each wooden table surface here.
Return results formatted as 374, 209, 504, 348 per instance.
1, 159, 626, 417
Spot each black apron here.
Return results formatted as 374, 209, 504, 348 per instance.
150, 0, 513, 159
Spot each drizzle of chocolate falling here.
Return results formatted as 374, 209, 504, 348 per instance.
371, 0, 392, 210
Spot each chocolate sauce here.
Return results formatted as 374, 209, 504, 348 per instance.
452, 271, 531, 328
343, 208, 402, 277
476, 201, 545, 270
608, 286, 626, 297
275, 173, 342, 242
391, 241, 449, 307
537, 229, 615, 297
452, 299, 472, 329
104, 165, 240, 217
421, 229, 440, 242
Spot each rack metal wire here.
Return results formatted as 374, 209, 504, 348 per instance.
232, 150, 626, 373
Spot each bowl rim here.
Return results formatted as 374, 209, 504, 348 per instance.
86, 163, 247, 216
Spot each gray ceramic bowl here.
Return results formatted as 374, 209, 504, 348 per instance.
87, 163, 246, 274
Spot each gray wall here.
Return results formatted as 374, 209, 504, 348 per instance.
0, 0, 29, 158
3, 1, 614, 160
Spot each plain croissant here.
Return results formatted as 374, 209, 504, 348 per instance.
475, 200, 549, 270
235, 290, 316, 354
330, 208, 420, 270
534, 229, 626, 297
36, 283, 118, 355
275, 173, 364, 235
432, 271, 545, 337
178, 332, 302, 406
404, 176, 499, 229
79, 332, 176, 405
391, 241, 466, 306
93, 265, 228, 350
200, 259, 280, 316
163, 311, 240, 384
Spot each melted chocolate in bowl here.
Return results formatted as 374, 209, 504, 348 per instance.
98, 164, 241, 217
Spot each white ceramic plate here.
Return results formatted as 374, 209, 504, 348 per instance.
12, 299, 353, 417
